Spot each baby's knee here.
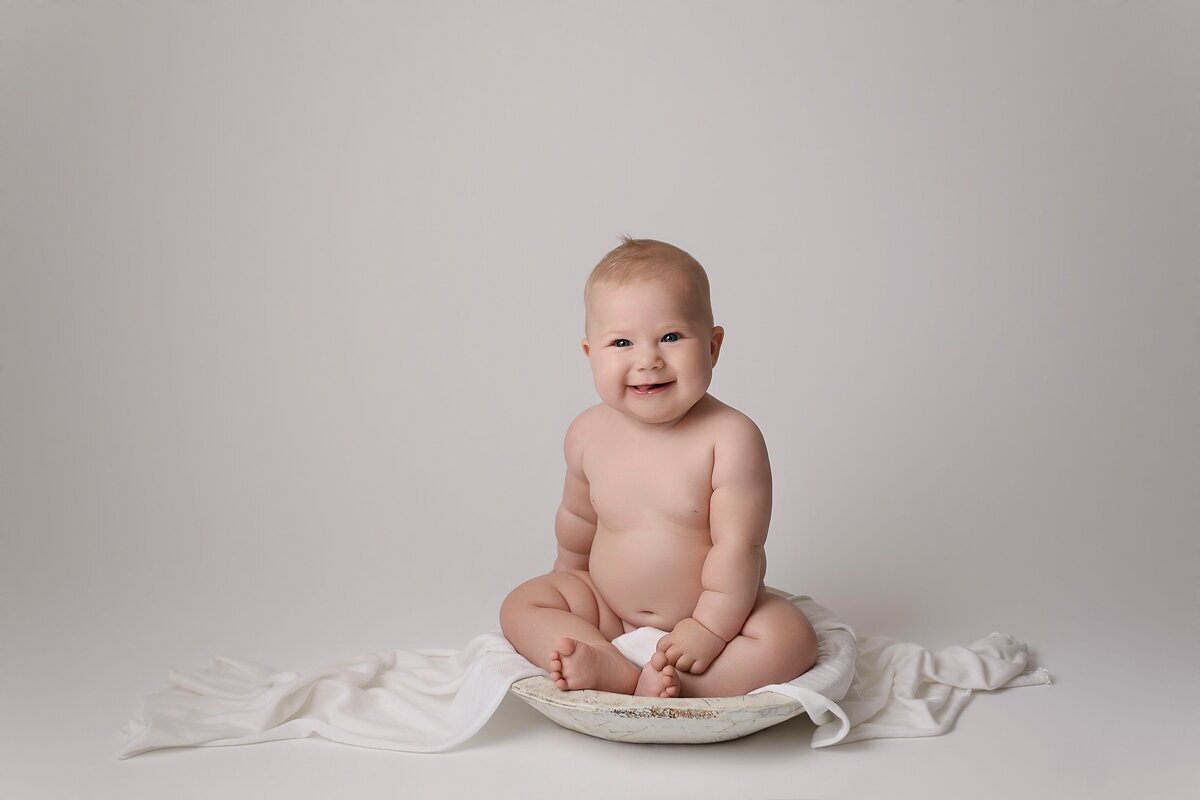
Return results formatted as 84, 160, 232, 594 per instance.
499, 574, 551, 630
792, 617, 819, 674
779, 605, 819, 675
750, 597, 819, 673
498, 585, 522, 634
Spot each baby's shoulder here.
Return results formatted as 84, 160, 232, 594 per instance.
700, 397, 766, 445
566, 403, 607, 436
562, 403, 607, 452
704, 401, 770, 484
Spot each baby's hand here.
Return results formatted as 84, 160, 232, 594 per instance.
654, 618, 727, 675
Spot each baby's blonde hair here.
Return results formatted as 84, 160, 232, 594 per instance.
584, 237, 714, 335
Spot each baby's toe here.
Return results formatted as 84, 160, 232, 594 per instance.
661, 665, 680, 698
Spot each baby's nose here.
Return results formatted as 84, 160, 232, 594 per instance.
638, 351, 664, 370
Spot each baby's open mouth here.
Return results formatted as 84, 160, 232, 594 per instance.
629, 382, 672, 395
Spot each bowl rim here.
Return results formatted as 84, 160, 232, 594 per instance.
510, 675, 803, 715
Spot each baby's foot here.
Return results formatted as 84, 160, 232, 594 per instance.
634, 657, 681, 698
547, 638, 639, 694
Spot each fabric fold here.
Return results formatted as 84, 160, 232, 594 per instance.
119, 632, 542, 757
808, 631, 1052, 746
119, 595, 1048, 758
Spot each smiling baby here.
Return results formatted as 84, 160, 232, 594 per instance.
500, 238, 817, 698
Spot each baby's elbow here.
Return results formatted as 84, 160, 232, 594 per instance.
556, 502, 597, 529
712, 537, 765, 557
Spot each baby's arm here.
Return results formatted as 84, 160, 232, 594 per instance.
657, 417, 770, 673
553, 414, 598, 573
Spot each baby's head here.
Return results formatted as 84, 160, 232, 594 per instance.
583, 238, 714, 337
581, 238, 724, 426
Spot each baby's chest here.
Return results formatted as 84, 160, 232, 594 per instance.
584, 440, 715, 529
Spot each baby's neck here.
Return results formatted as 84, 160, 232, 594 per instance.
615, 393, 718, 434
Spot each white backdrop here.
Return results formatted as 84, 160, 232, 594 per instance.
2, 2, 1197, 798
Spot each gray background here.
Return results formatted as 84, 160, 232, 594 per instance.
2, 1, 1197, 798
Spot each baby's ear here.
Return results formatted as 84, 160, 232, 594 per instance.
581, 338, 591, 358
709, 326, 725, 366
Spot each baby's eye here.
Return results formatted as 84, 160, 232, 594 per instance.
661, 332, 681, 343
611, 338, 632, 348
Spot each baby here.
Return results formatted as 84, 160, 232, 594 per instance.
500, 238, 818, 698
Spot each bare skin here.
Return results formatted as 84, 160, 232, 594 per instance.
500, 273, 818, 698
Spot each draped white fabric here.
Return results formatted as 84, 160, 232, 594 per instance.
119, 631, 542, 757
119, 595, 1048, 757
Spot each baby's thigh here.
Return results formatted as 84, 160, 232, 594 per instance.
507, 570, 625, 642
563, 570, 626, 641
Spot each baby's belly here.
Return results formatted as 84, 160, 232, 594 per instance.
589, 526, 710, 630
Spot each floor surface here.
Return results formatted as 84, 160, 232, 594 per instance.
3, 582, 1196, 799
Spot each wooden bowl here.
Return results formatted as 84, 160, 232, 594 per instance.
509, 677, 807, 744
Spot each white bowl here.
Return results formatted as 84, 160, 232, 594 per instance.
509, 677, 806, 744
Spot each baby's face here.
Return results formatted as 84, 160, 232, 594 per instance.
582, 278, 724, 427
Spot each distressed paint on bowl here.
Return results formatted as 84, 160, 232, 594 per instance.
510, 676, 807, 744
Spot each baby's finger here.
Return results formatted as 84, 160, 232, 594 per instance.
650, 651, 669, 670
689, 658, 710, 675
655, 636, 673, 654
677, 654, 695, 672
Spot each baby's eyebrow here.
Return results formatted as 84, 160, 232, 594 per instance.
600, 323, 692, 338
597, 321, 700, 340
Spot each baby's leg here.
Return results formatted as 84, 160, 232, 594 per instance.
500, 570, 639, 694
663, 592, 819, 698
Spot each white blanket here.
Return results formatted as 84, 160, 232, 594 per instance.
118, 595, 1049, 758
